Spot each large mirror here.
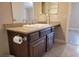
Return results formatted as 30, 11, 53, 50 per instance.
42, 2, 59, 14
11, 2, 59, 24
11, 2, 34, 23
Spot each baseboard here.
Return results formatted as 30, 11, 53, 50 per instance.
54, 39, 66, 44
69, 28, 79, 31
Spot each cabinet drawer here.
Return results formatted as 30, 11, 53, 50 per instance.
30, 36, 46, 57
29, 32, 39, 42
40, 27, 52, 37
47, 32, 54, 38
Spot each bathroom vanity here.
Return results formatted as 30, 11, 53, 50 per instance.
6, 24, 59, 57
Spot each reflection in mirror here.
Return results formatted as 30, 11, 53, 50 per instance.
11, 2, 33, 24
42, 2, 58, 14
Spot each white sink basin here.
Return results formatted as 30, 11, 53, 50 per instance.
22, 24, 50, 29
23, 25, 36, 28
23, 24, 43, 27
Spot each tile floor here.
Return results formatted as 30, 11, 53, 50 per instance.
44, 30, 79, 57
68, 30, 79, 45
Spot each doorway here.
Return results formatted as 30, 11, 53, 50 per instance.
68, 2, 79, 45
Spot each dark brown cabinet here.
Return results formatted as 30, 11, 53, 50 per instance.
7, 27, 55, 57
30, 36, 46, 57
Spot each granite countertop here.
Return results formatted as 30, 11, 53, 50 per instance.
6, 23, 60, 34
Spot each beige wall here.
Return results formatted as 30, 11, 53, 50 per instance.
55, 2, 69, 43
0, 3, 12, 56
59, 2, 69, 37
33, 2, 69, 43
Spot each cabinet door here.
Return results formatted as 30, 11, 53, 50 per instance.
47, 32, 54, 51
13, 40, 28, 57
30, 36, 46, 57
8, 31, 28, 57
